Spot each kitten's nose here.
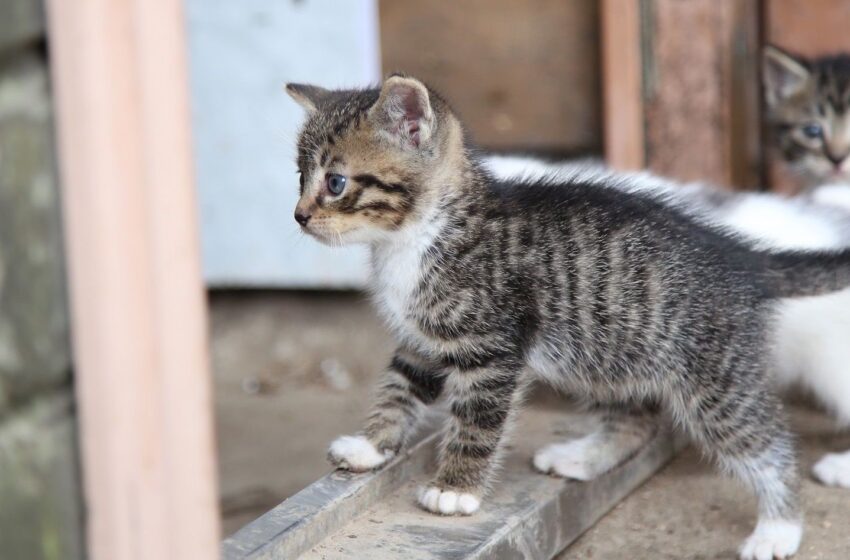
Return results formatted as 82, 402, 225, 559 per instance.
294, 209, 312, 226
826, 150, 848, 168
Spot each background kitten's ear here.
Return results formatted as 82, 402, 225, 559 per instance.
285, 83, 331, 113
368, 76, 435, 148
763, 46, 810, 106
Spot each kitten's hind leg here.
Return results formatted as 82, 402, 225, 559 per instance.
679, 386, 802, 560
812, 449, 850, 488
533, 402, 659, 481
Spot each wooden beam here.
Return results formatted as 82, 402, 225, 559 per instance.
764, 0, 850, 57
223, 408, 685, 559
45, 1, 221, 559
601, 0, 645, 170
642, 0, 761, 189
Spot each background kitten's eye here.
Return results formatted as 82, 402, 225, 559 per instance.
298, 170, 305, 189
802, 123, 823, 139
325, 173, 347, 195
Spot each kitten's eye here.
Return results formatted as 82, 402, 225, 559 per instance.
802, 123, 823, 139
298, 170, 305, 188
325, 173, 347, 195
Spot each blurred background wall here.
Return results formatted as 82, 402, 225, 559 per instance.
185, 0, 381, 288
0, 0, 84, 557
186, 0, 601, 289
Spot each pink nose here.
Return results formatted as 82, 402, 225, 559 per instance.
294, 209, 311, 226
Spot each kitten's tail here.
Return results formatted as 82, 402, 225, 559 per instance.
765, 249, 850, 298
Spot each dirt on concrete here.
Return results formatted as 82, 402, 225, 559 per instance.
211, 290, 392, 535
212, 292, 850, 557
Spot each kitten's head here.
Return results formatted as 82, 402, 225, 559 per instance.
286, 75, 460, 246
763, 46, 850, 186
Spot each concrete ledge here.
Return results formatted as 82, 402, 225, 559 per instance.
223, 406, 685, 560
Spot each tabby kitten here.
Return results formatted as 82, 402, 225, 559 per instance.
286, 76, 850, 559
764, 46, 850, 188
485, 154, 850, 490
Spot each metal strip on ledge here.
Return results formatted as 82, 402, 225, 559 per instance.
222, 406, 686, 560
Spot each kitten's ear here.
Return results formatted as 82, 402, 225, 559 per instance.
285, 83, 331, 113
368, 76, 435, 148
763, 46, 810, 106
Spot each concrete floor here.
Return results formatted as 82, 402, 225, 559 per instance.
559, 405, 850, 559
212, 292, 850, 557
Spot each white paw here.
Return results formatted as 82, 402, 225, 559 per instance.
327, 435, 393, 472
417, 486, 480, 516
738, 519, 802, 560
812, 451, 850, 488
533, 438, 602, 481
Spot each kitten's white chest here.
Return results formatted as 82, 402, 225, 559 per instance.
370, 218, 444, 339
372, 244, 422, 328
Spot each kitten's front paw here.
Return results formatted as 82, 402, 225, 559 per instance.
812, 451, 850, 488
327, 435, 393, 472
738, 519, 802, 560
417, 485, 480, 516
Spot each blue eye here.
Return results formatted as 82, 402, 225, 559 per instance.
326, 173, 347, 195
802, 123, 823, 139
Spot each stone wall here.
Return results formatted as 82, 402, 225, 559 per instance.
0, 1, 84, 557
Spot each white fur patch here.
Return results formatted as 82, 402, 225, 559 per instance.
813, 183, 850, 213
772, 289, 850, 424
533, 431, 646, 481
738, 519, 802, 560
327, 435, 393, 472
720, 195, 843, 250
370, 212, 445, 342
533, 438, 602, 481
417, 486, 480, 515
812, 451, 850, 488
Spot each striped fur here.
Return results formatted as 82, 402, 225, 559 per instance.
285, 76, 850, 557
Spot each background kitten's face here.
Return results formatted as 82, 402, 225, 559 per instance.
764, 47, 850, 186
286, 78, 437, 246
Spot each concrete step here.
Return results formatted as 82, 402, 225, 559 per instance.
222, 405, 685, 560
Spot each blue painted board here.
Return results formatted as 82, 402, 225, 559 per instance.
185, 0, 380, 287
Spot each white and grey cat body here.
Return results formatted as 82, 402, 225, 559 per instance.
484, 153, 850, 489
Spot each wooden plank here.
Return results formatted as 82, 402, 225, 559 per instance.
223, 407, 685, 560
222, 415, 443, 560
764, 0, 850, 57
45, 1, 221, 559
642, 0, 761, 189
601, 0, 645, 171
380, 0, 600, 153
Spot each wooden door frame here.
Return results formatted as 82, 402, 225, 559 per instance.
45, 1, 220, 558
601, 0, 762, 190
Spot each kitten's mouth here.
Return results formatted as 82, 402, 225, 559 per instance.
301, 227, 346, 247
829, 168, 850, 181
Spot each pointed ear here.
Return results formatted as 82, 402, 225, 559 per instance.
368, 76, 435, 148
763, 46, 811, 106
285, 83, 331, 113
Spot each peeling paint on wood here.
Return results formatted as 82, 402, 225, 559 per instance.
0, 52, 69, 409
0, 394, 84, 560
